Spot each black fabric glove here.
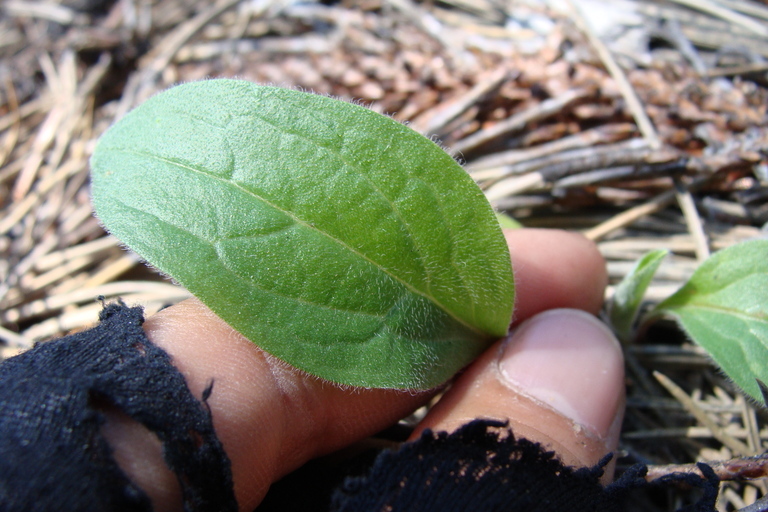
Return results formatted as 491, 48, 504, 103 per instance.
0, 303, 719, 511
0, 303, 236, 512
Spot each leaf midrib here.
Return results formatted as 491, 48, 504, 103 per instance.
666, 302, 768, 323
238, 107, 478, 324
108, 147, 483, 336
110, 198, 391, 319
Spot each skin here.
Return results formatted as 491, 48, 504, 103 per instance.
100, 228, 625, 511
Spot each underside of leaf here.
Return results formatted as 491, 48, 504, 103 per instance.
90, 80, 514, 389
652, 240, 768, 401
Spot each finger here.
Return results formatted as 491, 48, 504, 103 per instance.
106, 229, 608, 510
138, 299, 431, 510
504, 228, 607, 322
411, 309, 625, 480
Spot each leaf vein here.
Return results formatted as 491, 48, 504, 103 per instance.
112, 198, 390, 320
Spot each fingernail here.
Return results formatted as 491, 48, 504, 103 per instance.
498, 309, 623, 436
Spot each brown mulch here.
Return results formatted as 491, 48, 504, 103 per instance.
2, 0, 768, 510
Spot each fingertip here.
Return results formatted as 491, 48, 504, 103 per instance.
498, 309, 624, 440
504, 229, 607, 322
413, 309, 624, 474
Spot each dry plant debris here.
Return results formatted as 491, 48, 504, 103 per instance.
1, 0, 767, 510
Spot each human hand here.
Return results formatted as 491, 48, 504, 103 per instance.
103, 228, 624, 511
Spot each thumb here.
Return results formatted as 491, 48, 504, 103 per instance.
411, 308, 625, 479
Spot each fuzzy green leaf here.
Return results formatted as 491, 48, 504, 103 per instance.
495, 212, 523, 229
609, 249, 668, 342
652, 240, 768, 401
90, 79, 514, 389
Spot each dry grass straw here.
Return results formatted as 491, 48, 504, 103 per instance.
1, 0, 767, 509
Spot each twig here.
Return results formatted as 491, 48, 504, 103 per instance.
482, 138, 665, 200
1, 281, 189, 326
717, 0, 768, 22
674, 178, 710, 262
115, 0, 244, 120
565, 0, 662, 150
386, 0, 467, 67
0, 158, 85, 235
0, 324, 31, 349
623, 426, 750, 440
554, 161, 684, 190
666, 0, 768, 37
0, 77, 21, 169
34, 236, 119, 271
468, 123, 636, 176
8, 51, 110, 203
658, 19, 708, 75
11, 51, 76, 201
452, 88, 591, 155
705, 62, 768, 77
4, 0, 82, 25
654, 371, 754, 456
583, 177, 709, 241
412, 67, 510, 136
81, 254, 140, 289
742, 395, 762, 455
645, 453, 768, 482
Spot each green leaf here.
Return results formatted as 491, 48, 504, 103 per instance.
651, 240, 768, 401
609, 249, 668, 342
90, 79, 514, 389
495, 211, 523, 229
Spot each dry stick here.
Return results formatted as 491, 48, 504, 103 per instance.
653, 371, 754, 456
386, 0, 462, 65
623, 426, 751, 440
22, 293, 184, 343
21, 302, 109, 343
0, 96, 48, 134
554, 163, 673, 190
35, 236, 119, 271
4, 0, 80, 25
661, 19, 708, 76
718, 0, 768, 21
0, 77, 21, 169
82, 254, 140, 289
0, 158, 84, 234
741, 396, 762, 455
468, 123, 636, 176
583, 177, 708, 241
0, 324, 30, 348
47, 53, 110, 174
483, 138, 659, 200
667, 0, 768, 37
115, 0, 244, 120
451, 88, 590, 155
706, 62, 768, 77
23, 255, 94, 293
674, 178, 710, 262
11, 51, 76, 201
565, 0, 662, 151
412, 66, 510, 136
0, 234, 59, 309
1, 281, 189, 325
1, 57, 109, 233
10, 52, 110, 202
644, 453, 768, 483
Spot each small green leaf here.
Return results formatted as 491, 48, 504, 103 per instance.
495, 211, 523, 229
651, 240, 768, 401
90, 79, 514, 389
609, 249, 668, 342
